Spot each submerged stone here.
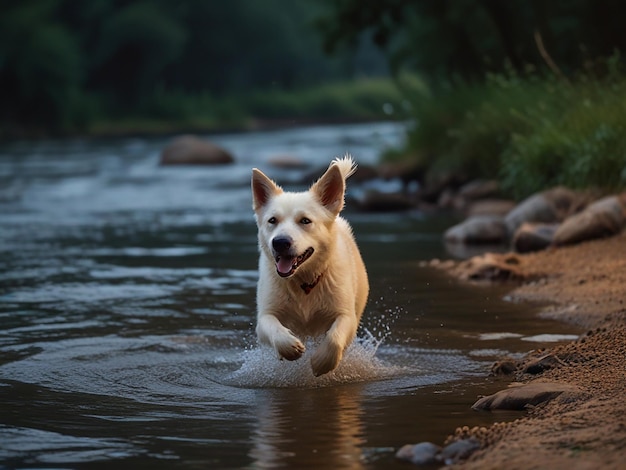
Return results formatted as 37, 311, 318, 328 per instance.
395, 442, 441, 465
160, 135, 234, 165
440, 437, 481, 464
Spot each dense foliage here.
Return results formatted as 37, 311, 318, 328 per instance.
318, 0, 626, 80
3, 0, 626, 195
0, 0, 389, 134
398, 61, 626, 197
318, 0, 626, 196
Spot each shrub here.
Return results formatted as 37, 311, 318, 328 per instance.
245, 77, 414, 120
399, 60, 626, 197
501, 69, 626, 197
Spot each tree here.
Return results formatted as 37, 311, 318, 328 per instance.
87, 1, 186, 106
0, 0, 82, 128
315, 0, 626, 81
0, 0, 389, 132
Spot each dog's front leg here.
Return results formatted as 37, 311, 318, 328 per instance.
311, 313, 357, 376
256, 314, 305, 361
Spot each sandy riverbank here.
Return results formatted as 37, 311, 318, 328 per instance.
432, 232, 626, 469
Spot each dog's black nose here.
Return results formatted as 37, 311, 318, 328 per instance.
272, 237, 292, 253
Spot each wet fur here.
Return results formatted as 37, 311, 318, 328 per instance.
251, 156, 369, 376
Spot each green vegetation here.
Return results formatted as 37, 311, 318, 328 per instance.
0, 0, 390, 136
320, 1, 626, 197
86, 77, 411, 135
3, 1, 626, 196
245, 78, 411, 121
400, 61, 626, 197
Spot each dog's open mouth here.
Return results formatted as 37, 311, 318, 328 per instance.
275, 247, 314, 278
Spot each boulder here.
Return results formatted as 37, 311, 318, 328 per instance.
444, 215, 507, 244
160, 135, 234, 165
441, 180, 501, 212
512, 222, 560, 253
472, 382, 581, 411
553, 195, 626, 246
504, 186, 579, 235
457, 179, 500, 201
466, 199, 517, 217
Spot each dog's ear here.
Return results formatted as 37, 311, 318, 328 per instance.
252, 168, 282, 211
311, 164, 345, 215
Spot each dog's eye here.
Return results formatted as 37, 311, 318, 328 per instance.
268, 217, 277, 224
300, 217, 312, 225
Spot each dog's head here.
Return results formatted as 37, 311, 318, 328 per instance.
251, 158, 353, 278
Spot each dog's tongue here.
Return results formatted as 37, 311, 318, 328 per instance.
276, 257, 294, 275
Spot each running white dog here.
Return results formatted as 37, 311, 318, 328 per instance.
251, 155, 369, 376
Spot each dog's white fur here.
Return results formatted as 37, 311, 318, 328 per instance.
251, 155, 369, 376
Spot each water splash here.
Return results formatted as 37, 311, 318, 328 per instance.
224, 329, 409, 389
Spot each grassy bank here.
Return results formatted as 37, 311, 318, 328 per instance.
395, 59, 626, 198
4, 77, 416, 139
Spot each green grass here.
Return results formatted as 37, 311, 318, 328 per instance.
0, 76, 418, 138
501, 77, 626, 197
81, 76, 418, 136
397, 59, 626, 197
244, 76, 419, 120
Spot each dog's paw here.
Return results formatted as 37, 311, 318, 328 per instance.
310, 341, 342, 376
275, 333, 305, 361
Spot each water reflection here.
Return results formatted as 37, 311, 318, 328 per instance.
250, 385, 366, 469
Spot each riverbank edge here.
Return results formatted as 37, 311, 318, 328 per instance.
430, 232, 626, 469
0, 116, 389, 142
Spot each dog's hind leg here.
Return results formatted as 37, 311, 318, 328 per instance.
256, 314, 306, 361
310, 313, 358, 376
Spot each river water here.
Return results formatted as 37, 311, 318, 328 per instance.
0, 122, 580, 469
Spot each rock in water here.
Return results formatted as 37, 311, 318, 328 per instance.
160, 135, 234, 165
395, 442, 441, 465
444, 215, 508, 244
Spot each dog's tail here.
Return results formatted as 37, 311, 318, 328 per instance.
331, 154, 357, 180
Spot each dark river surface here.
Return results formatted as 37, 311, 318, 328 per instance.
0, 122, 581, 469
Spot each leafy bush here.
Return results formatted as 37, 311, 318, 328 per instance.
245, 77, 413, 120
501, 67, 626, 197
399, 61, 626, 197
83, 76, 413, 135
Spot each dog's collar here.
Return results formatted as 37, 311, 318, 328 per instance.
300, 273, 323, 295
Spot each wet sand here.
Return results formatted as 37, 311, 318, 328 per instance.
434, 232, 626, 469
